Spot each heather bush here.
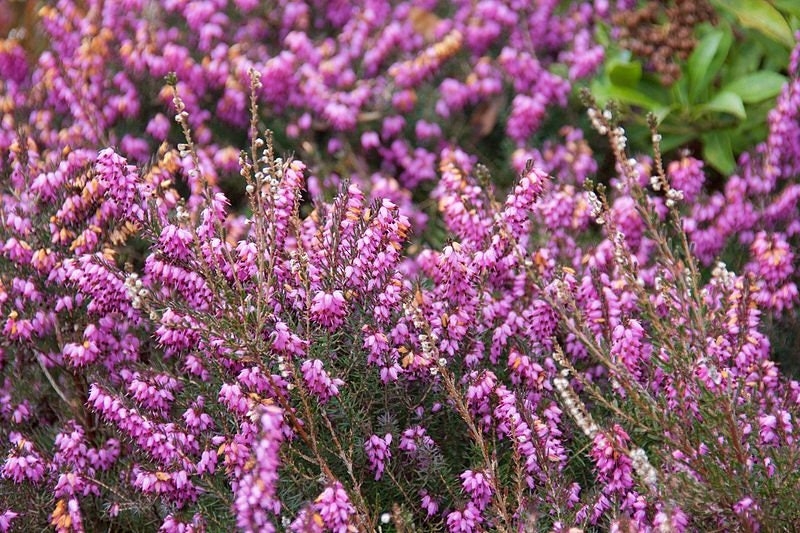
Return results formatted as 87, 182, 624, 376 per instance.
2, 1, 800, 532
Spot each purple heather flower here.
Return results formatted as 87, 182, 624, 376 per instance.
364, 433, 392, 480
233, 406, 284, 533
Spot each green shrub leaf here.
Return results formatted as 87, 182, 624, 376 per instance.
591, 80, 661, 109
713, 0, 794, 48
768, 0, 800, 19
688, 29, 730, 103
723, 71, 787, 103
608, 60, 642, 87
699, 91, 747, 119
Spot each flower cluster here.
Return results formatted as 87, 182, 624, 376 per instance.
0, 0, 609, 224
2, 2, 800, 532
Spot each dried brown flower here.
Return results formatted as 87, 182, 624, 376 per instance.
612, 0, 716, 85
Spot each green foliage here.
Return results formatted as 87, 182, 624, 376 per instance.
593, 3, 798, 174
713, 0, 795, 48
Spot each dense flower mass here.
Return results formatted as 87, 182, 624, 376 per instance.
2, 0, 800, 531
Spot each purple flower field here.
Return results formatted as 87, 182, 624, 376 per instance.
1, 0, 800, 531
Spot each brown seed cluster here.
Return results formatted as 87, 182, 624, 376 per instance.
612, 0, 716, 86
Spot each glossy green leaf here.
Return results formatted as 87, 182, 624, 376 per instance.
713, 0, 794, 48
699, 91, 747, 119
723, 71, 787, 103
687, 27, 733, 104
771, 0, 800, 18
608, 60, 642, 87
591, 80, 660, 109
725, 40, 765, 81
702, 131, 736, 175
754, 29, 792, 70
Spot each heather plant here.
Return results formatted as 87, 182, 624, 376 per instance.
4, 0, 799, 303
546, 97, 800, 529
3, 72, 800, 530
2, 1, 800, 532
0, 134, 180, 530
0, 0, 608, 209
